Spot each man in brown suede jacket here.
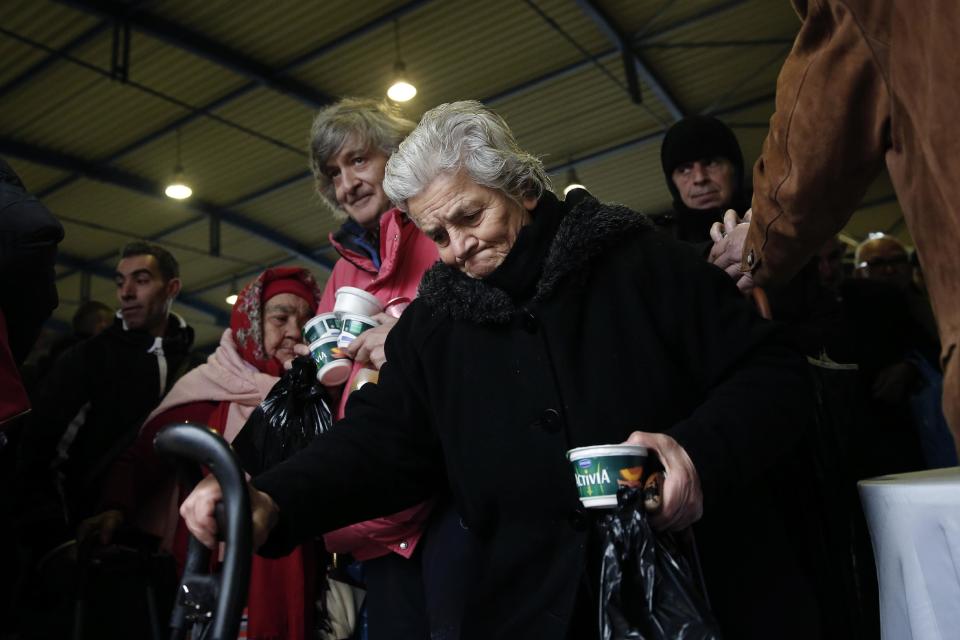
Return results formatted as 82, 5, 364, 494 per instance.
710, 0, 960, 458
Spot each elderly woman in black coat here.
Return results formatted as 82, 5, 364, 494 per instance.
182, 101, 826, 639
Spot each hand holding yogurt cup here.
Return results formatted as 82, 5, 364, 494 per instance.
342, 312, 397, 369
622, 430, 702, 532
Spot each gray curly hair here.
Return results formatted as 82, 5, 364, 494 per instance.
308, 97, 416, 219
382, 101, 551, 212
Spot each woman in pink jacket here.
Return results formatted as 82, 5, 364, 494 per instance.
308, 97, 478, 639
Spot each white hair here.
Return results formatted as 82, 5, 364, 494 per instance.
382, 101, 551, 211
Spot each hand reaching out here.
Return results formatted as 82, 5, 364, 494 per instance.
342, 312, 397, 370
708, 209, 755, 294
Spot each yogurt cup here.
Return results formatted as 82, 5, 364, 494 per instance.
303, 313, 340, 344
566, 444, 649, 509
334, 287, 383, 319
337, 313, 379, 349
308, 336, 351, 385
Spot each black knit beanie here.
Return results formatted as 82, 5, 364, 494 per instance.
659, 115, 748, 242
661, 115, 744, 191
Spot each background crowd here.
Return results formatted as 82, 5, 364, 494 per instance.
1, 3, 958, 639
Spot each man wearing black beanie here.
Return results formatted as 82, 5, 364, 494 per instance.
659, 115, 749, 244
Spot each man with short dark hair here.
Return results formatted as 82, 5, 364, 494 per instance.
15, 241, 194, 533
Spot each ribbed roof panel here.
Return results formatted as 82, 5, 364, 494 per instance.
112, 117, 308, 206
2, 157, 69, 194
0, 1, 99, 86
0, 0, 908, 347
43, 179, 198, 244
212, 88, 316, 154
156, 0, 407, 69
292, 0, 611, 111
605, 0, 731, 36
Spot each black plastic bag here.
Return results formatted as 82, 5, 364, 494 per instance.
597, 487, 721, 640
232, 355, 333, 475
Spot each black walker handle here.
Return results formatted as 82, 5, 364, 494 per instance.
154, 422, 251, 640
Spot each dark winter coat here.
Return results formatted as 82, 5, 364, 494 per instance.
15, 313, 195, 523
0, 158, 63, 425
254, 191, 824, 638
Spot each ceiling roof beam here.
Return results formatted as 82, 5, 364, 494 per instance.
633, 0, 747, 44
51, 0, 335, 108
482, 3, 740, 108
575, 0, 685, 119
0, 137, 334, 273
34, 0, 432, 204
56, 250, 231, 324
0, 21, 109, 96
639, 38, 795, 49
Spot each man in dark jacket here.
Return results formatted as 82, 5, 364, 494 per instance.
15, 241, 194, 533
658, 115, 750, 244
0, 158, 64, 429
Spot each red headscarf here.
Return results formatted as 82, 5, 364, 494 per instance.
230, 267, 321, 376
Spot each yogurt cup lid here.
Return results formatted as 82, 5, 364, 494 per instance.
335, 286, 383, 309
567, 444, 648, 461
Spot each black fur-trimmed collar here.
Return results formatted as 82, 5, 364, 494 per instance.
417, 194, 653, 324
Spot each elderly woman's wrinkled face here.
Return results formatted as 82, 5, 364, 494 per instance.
262, 293, 313, 363
408, 171, 537, 279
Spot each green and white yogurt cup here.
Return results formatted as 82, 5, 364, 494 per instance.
566, 444, 649, 509
337, 313, 379, 349
308, 336, 351, 385
303, 313, 340, 344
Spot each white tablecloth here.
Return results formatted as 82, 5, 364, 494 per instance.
858, 467, 960, 640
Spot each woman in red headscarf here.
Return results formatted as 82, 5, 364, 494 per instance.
82, 267, 322, 640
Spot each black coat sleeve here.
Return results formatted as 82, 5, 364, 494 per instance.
0, 161, 64, 364
253, 305, 443, 556
636, 232, 815, 511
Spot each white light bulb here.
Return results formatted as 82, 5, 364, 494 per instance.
225, 293, 238, 305
165, 182, 192, 200
387, 81, 417, 102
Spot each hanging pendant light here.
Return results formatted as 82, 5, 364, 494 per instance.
165, 128, 193, 200
225, 276, 238, 305
387, 20, 417, 103
562, 165, 586, 196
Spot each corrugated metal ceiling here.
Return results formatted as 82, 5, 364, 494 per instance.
0, 0, 904, 349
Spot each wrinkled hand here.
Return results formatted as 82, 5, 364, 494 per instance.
283, 343, 312, 370
179, 474, 279, 550
622, 431, 703, 531
872, 361, 919, 404
708, 209, 755, 294
342, 312, 397, 370
77, 509, 124, 547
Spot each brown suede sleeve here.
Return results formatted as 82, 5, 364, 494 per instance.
744, 0, 890, 285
